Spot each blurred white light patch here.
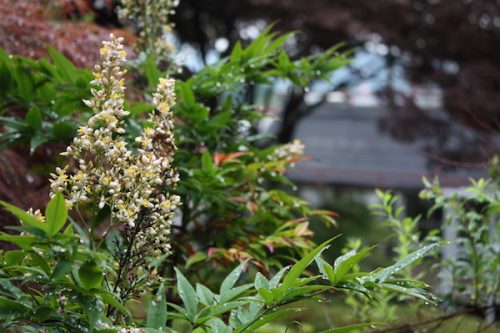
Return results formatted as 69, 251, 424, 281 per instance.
214, 37, 229, 53
205, 49, 220, 65
258, 116, 276, 134
177, 43, 203, 72
443, 60, 459, 74
304, 91, 324, 105
326, 91, 346, 103
238, 19, 267, 40
414, 86, 443, 110
349, 82, 379, 107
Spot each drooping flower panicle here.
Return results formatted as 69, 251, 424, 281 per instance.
118, 0, 179, 60
50, 34, 180, 258
269, 139, 305, 162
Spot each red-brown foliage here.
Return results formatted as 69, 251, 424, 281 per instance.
0, 0, 135, 67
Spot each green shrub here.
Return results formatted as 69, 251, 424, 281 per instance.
0, 34, 441, 332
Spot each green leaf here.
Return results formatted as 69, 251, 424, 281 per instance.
45, 192, 68, 236
0, 297, 31, 315
105, 231, 123, 253
143, 55, 162, 86
254, 272, 269, 290
186, 252, 208, 269
269, 266, 289, 289
381, 283, 436, 303
201, 152, 217, 175
0, 279, 22, 299
174, 267, 198, 319
147, 284, 167, 330
30, 134, 49, 155
30, 251, 51, 274
0, 200, 47, 233
129, 102, 155, 118
236, 308, 300, 333
319, 322, 386, 333
8, 225, 45, 237
230, 42, 243, 62
257, 288, 274, 304
0, 233, 35, 249
208, 318, 232, 333
281, 236, 340, 292
51, 260, 72, 279
63, 223, 74, 235
373, 243, 441, 283
83, 298, 100, 332
220, 283, 253, 303
52, 121, 76, 142
0, 59, 12, 94
333, 247, 373, 284
32, 305, 57, 322
5, 250, 23, 265
315, 256, 329, 276
177, 82, 195, 105
220, 259, 249, 294
95, 291, 132, 318
196, 283, 215, 306
79, 260, 103, 291
25, 107, 42, 130
281, 285, 329, 303
48, 47, 77, 82
196, 301, 246, 324
14, 66, 34, 101
5, 265, 48, 278
209, 111, 232, 129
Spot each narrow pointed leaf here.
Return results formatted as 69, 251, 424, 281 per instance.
320, 322, 386, 333
196, 283, 215, 306
254, 272, 269, 290
281, 236, 339, 292
0, 201, 47, 233
269, 266, 289, 289
174, 267, 198, 319
236, 308, 301, 333
147, 284, 167, 329
334, 247, 373, 284
220, 259, 249, 294
373, 243, 441, 283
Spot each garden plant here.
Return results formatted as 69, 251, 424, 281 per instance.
0, 1, 497, 332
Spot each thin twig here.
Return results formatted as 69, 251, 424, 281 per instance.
374, 305, 499, 333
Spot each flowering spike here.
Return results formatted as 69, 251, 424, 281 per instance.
50, 34, 180, 261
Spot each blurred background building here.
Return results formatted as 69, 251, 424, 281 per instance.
169, 0, 500, 190
170, 0, 500, 249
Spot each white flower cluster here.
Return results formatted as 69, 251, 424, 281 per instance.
27, 208, 45, 222
50, 34, 180, 257
118, 0, 179, 60
269, 139, 305, 162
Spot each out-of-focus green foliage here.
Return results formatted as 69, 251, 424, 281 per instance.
339, 172, 499, 330
342, 190, 440, 324
0, 48, 92, 153
420, 175, 499, 309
